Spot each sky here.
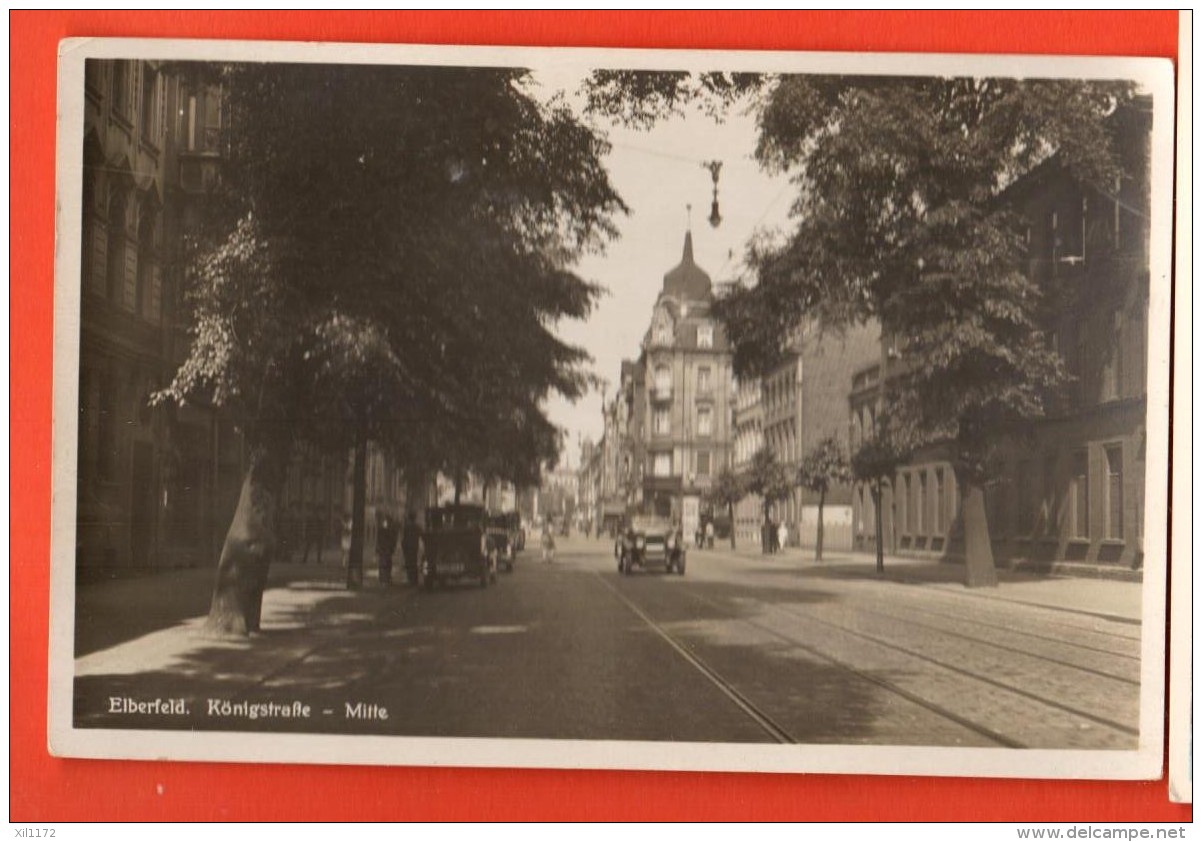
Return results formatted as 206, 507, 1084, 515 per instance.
525, 70, 796, 469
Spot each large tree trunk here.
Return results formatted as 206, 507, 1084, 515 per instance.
347, 434, 367, 590
728, 501, 736, 550
761, 497, 771, 554
872, 482, 884, 574
815, 488, 825, 563
205, 446, 287, 636
961, 480, 998, 588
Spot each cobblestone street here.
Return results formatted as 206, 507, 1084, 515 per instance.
73, 536, 1146, 751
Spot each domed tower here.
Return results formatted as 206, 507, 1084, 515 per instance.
661, 230, 712, 302
637, 230, 733, 533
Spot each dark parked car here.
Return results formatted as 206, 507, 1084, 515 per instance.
616, 514, 686, 575
420, 504, 496, 590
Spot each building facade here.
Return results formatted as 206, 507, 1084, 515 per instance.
635, 231, 735, 539
731, 377, 764, 545
77, 60, 371, 575
77, 59, 239, 575
850, 99, 1151, 577
734, 320, 880, 549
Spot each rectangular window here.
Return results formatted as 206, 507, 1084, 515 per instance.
112, 62, 130, 118
934, 468, 945, 534
653, 408, 670, 436
696, 451, 711, 477
187, 94, 198, 151
697, 366, 711, 394
140, 66, 159, 144
916, 471, 926, 535
1076, 329, 1090, 406
1061, 197, 1084, 259
654, 452, 672, 478
1072, 450, 1090, 540
1017, 461, 1034, 535
1043, 454, 1057, 536
1105, 445, 1123, 541
1102, 311, 1122, 402
697, 324, 714, 349
697, 406, 713, 436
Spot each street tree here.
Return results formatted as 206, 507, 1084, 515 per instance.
704, 466, 746, 550
796, 436, 852, 563
163, 62, 624, 634
743, 447, 793, 549
850, 428, 907, 575
587, 71, 1135, 586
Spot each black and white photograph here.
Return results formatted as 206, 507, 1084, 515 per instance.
49, 39, 1175, 778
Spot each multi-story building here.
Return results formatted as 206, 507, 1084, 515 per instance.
77, 59, 238, 575
539, 466, 579, 527
577, 437, 601, 533
77, 60, 366, 575
635, 231, 735, 538
733, 320, 879, 549
850, 98, 1151, 577
731, 377, 764, 545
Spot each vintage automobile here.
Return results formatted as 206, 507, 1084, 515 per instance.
420, 504, 496, 590
616, 513, 686, 575
486, 513, 517, 573
503, 511, 525, 552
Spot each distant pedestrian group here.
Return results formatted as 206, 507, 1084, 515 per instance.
761, 520, 788, 554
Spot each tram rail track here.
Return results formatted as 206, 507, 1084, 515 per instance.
720, 593, 1141, 739
807, 595, 1142, 685
595, 573, 798, 744
599, 572, 1022, 748
598, 567, 1140, 749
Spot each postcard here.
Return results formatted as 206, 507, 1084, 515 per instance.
50, 37, 1176, 779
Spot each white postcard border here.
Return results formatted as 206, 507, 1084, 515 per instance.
49, 36, 1177, 780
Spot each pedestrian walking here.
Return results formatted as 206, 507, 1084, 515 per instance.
340, 515, 353, 568
301, 507, 324, 565
778, 521, 789, 553
376, 512, 398, 586
541, 524, 556, 563
705, 520, 715, 550
401, 511, 422, 585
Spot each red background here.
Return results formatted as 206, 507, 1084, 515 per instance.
10, 11, 1189, 822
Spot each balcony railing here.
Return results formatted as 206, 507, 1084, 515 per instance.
651, 385, 672, 402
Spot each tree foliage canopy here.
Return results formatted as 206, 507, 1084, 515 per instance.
163, 63, 627, 484
705, 465, 746, 512
797, 436, 852, 496
715, 74, 1136, 476
851, 432, 906, 487
743, 447, 793, 509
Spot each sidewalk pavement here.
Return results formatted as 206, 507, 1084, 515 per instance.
692, 542, 1144, 624
74, 559, 362, 658
73, 538, 1144, 668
